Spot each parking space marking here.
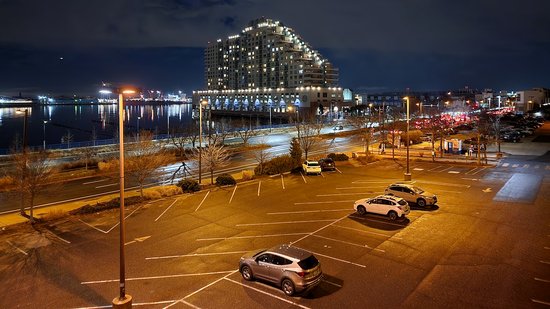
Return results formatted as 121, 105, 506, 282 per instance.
348, 214, 409, 228
155, 198, 179, 222
281, 174, 285, 189
336, 186, 386, 190
317, 192, 374, 197
332, 224, 402, 239
6, 240, 28, 256
81, 270, 236, 285
95, 183, 118, 189
44, 229, 71, 244
352, 180, 395, 184
428, 165, 445, 172
531, 299, 550, 306
301, 172, 307, 183
534, 278, 550, 283
229, 185, 237, 204
73, 299, 181, 309
295, 200, 355, 205
523, 164, 529, 168
146, 251, 248, 260
268, 209, 350, 215
291, 214, 348, 246
310, 251, 366, 268
82, 178, 109, 185
312, 234, 385, 252
413, 168, 424, 171
237, 219, 335, 227
257, 181, 261, 196
78, 205, 143, 234
197, 233, 308, 241
448, 171, 460, 174
412, 180, 470, 188
335, 167, 342, 173
195, 191, 210, 212
224, 278, 311, 309
323, 279, 342, 288
165, 270, 239, 308
540, 261, 550, 265
434, 189, 463, 193
502, 163, 510, 167
512, 164, 519, 168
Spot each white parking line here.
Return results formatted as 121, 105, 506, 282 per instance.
281, 174, 285, 189
197, 233, 309, 241
45, 229, 71, 244
81, 270, 236, 285
146, 251, 248, 260
332, 224, 402, 239
310, 251, 366, 268
301, 172, 307, 183
82, 178, 109, 185
229, 185, 237, 204
73, 299, 180, 309
78, 205, 143, 234
540, 260, 550, 264
257, 181, 261, 196
349, 214, 409, 227
534, 277, 550, 283
317, 192, 374, 197
501, 163, 509, 167
323, 279, 342, 288
95, 183, 118, 189
155, 198, 179, 222
236, 219, 335, 227
312, 234, 385, 252
268, 209, 350, 215
294, 200, 355, 205
224, 278, 311, 309
532, 299, 550, 306
352, 180, 395, 184
195, 191, 210, 212
6, 240, 28, 256
428, 165, 445, 172
448, 171, 460, 174
335, 167, 342, 174
412, 180, 470, 188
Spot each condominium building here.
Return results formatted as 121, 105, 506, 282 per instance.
193, 17, 343, 116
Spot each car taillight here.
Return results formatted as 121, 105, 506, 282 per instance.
296, 271, 305, 277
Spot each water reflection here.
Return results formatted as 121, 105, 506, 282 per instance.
0, 103, 193, 150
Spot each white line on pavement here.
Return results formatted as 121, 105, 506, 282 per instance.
229, 185, 237, 204
316, 192, 374, 197
349, 214, 409, 227
268, 209, 350, 215
236, 219, 335, 226
312, 234, 385, 252
502, 163, 509, 167
146, 251, 248, 260
332, 224, 401, 239
335, 167, 342, 174
540, 260, 550, 264
224, 278, 311, 309
195, 191, 210, 212
310, 251, 366, 268
81, 270, 236, 285
197, 233, 308, 241
281, 174, 285, 189
82, 178, 109, 185
448, 171, 460, 174
78, 219, 108, 234
155, 198, 179, 222
73, 299, 180, 309
95, 183, 118, 189
6, 240, 28, 255
534, 277, 550, 283
257, 181, 261, 196
336, 186, 385, 190
531, 299, 550, 306
323, 279, 342, 288
301, 172, 307, 183
294, 200, 355, 205
45, 229, 71, 244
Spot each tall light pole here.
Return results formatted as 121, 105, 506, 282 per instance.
404, 97, 411, 181
269, 102, 272, 132
43, 120, 47, 150
109, 87, 136, 309
15, 109, 28, 151
198, 100, 207, 184
137, 116, 141, 142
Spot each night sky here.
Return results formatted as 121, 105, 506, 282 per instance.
1, 0, 549, 96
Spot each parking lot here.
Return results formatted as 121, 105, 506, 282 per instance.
1, 159, 549, 308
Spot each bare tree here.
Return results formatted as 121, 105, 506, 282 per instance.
10, 150, 55, 223
294, 115, 322, 160
61, 130, 74, 148
193, 142, 232, 184
252, 137, 271, 175
384, 107, 405, 159
209, 120, 231, 145
346, 111, 377, 154
126, 131, 171, 198
415, 108, 446, 162
80, 146, 98, 170
232, 118, 258, 147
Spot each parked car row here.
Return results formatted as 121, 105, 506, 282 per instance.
302, 158, 337, 175
354, 183, 437, 220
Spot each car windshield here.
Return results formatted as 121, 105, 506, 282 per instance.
297, 255, 319, 270
398, 199, 407, 206
253, 250, 266, 257
413, 186, 424, 194
308, 162, 320, 166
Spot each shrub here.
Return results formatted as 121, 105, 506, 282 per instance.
241, 170, 254, 181
178, 179, 200, 193
98, 159, 119, 172
355, 155, 379, 165
42, 209, 67, 221
143, 185, 182, 199
328, 153, 349, 161
0, 176, 14, 189
255, 154, 295, 175
400, 130, 423, 145
70, 196, 143, 215
216, 173, 236, 186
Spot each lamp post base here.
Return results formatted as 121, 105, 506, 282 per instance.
403, 173, 412, 181
112, 294, 132, 309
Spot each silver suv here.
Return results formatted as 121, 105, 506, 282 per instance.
384, 183, 437, 207
239, 244, 323, 296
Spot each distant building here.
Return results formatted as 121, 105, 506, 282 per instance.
193, 17, 343, 117
515, 88, 549, 113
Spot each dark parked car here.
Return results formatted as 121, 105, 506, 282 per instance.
318, 158, 336, 171
239, 244, 323, 296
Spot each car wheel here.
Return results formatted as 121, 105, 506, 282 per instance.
417, 199, 426, 207
281, 278, 295, 296
357, 205, 367, 215
388, 211, 398, 221
241, 265, 253, 281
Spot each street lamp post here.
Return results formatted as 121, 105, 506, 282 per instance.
269, 103, 272, 132
137, 116, 141, 142
43, 120, 47, 150
198, 100, 208, 184
112, 88, 136, 309
404, 97, 411, 181
15, 109, 28, 151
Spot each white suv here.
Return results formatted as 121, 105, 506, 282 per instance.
302, 160, 321, 175
354, 195, 410, 220
384, 183, 437, 208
